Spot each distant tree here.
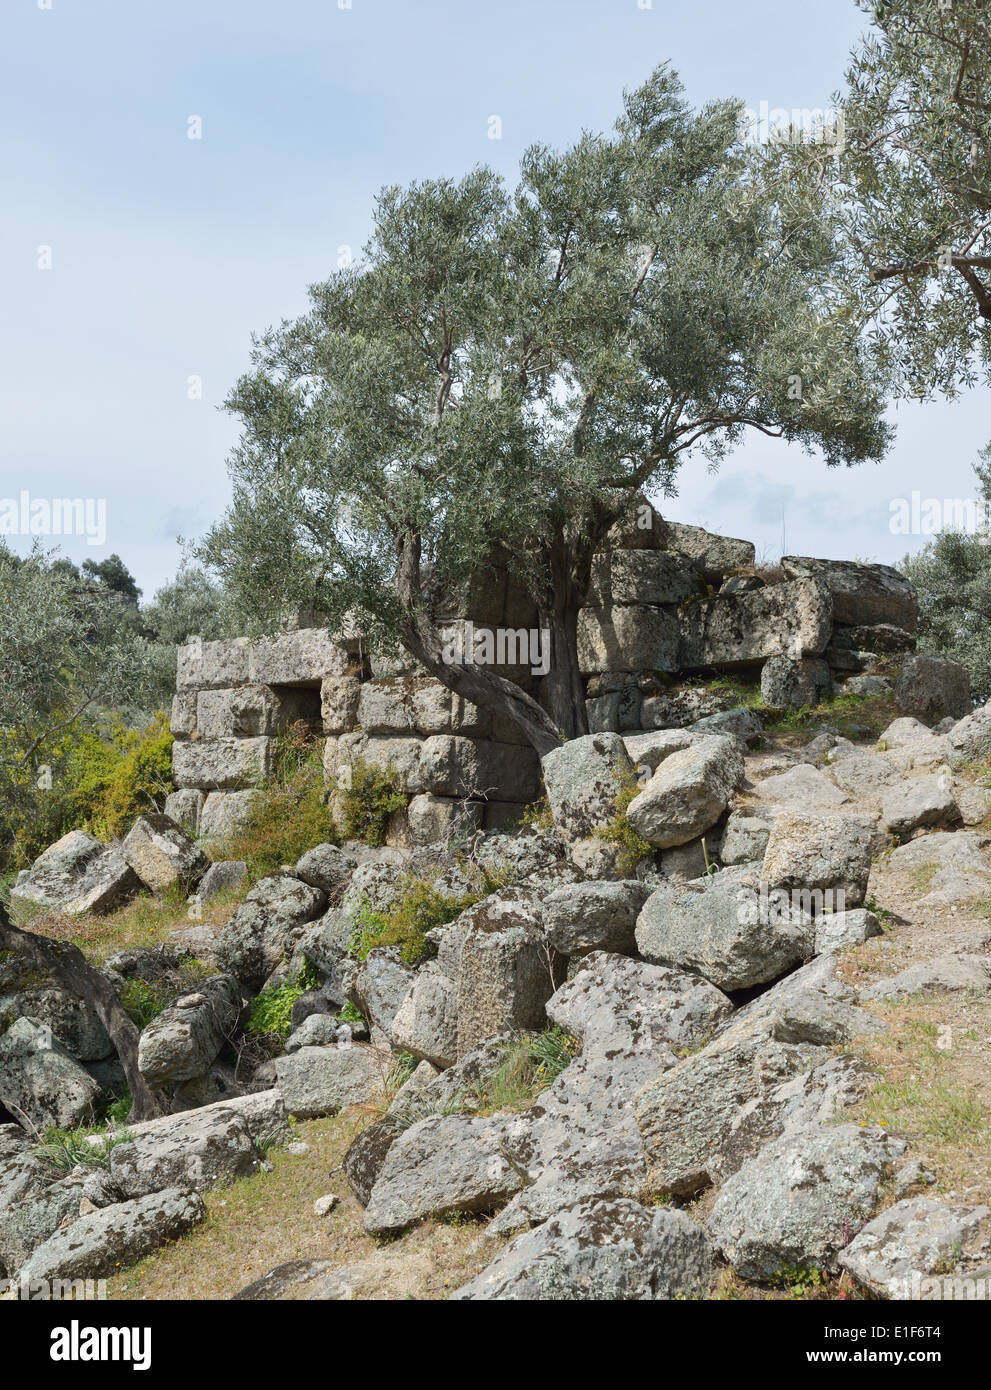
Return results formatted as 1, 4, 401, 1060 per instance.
901, 449, 991, 702
200, 65, 891, 754
81, 553, 142, 605
842, 0, 991, 395
141, 563, 233, 647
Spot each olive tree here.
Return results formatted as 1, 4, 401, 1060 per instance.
201, 66, 891, 754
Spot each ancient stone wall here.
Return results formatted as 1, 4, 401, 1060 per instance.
166, 520, 919, 845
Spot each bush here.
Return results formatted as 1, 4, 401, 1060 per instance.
334, 758, 406, 847
217, 726, 338, 881
594, 773, 655, 874
349, 863, 511, 967
245, 962, 321, 1041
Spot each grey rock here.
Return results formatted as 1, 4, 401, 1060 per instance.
635, 866, 814, 991
665, 523, 755, 582
172, 737, 274, 792
0, 1175, 88, 1277
708, 1123, 903, 1279
349, 949, 416, 1042
199, 859, 248, 900
214, 875, 326, 989
761, 811, 875, 909
275, 1043, 387, 1119
541, 733, 634, 840
678, 578, 832, 669
638, 686, 737, 731
946, 700, 991, 771
541, 879, 653, 957
882, 776, 959, 835
760, 655, 832, 712
17, 1187, 206, 1283
862, 952, 991, 1001
886, 830, 991, 907
896, 655, 971, 723
120, 814, 209, 895
839, 1197, 989, 1299
363, 1113, 523, 1233
626, 735, 745, 849
756, 762, 849, 810
10, 830, 140, 917
453, 1198, 717, 1301
0, 986, 110, 1062
780, 556, 918, 631
719, 813, 771, 866
577, 605, 680, 677
285, 1013, 347, 1053
137, 975, 241, 1086
108, 1106, 260, 1199
0, 1018, 101, 1131
294, 843, 358, 894
814, 908, 883, 954
391, 970, 459, 1069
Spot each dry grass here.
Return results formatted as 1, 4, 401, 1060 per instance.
104, 1111, 501, 1301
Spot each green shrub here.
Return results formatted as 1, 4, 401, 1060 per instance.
593, 773, 655, 873
35, 1124, 133, 1176
334, 757, 407, 846
245, 962, 321, 1040
217, 728, 338, 881
348, 864, 511, 967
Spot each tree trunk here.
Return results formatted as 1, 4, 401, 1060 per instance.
538, 596, 588, 741
0, 904, 167, 1124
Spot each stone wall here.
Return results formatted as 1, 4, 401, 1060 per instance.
165, 519, 919, 845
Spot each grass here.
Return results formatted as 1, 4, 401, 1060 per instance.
348, 862, 514, 968
34, 1123, 134, 1177
119, 956, 214, 1027
332, 757, 407, 848
907, 862, 939, 898
101, 1112, 502, 1301
593, 772, 656, 873
845, 996, 991, 1208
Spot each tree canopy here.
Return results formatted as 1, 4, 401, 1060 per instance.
201, 65, 891, 751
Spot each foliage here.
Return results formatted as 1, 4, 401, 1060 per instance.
348, 862, 511, 967
901, 454, 991, 702
245, 963, 321, 1041
119, 956, 212, 1028
594, 773, 656, 873
841, 1, 991, 396
34, 1124, 133, 1177
199, 65, 890, 748
216, 737, 338, 883
333, 758, 406, 847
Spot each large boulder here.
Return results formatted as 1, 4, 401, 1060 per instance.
884, 831, 991, 907
390, 969, 459, 1069
0, 984, 110, 1062
121, 813, 209, 894
456, 887, 562, 1056
10, 830, 140, 917
452, 1198, 717, 1301
0, 1017, 101, 1130
576, 606, 680, 676
274, 1043, 387, 1119
541, 733, 634, 839
294, 843, 358, 895
214, 875, 326, 989
638, 686, 738, 731
635, 956, 882, 1196
678, 578, 832, 670
665, 523, 755, 583
946, 699, 991, 770
780, 556, 918, 631
172, 737, 275, 792
707, 1123, 904, 1280
586, 550, 701, 607
625, 736, 744, 849
895, 654, 971, 723
881, 776, 959, 836
108, 1106, 260, 1198
761, 811, 875, 909
363, 1113, 524, 1233
16, 1188, 206, 1283
490, 954, 731, 1232
137, 975, 241, 1087
838, 1197, 990, 1299
635, 866, 814, 991
760, 655, 832, 712
542, 880, 652, 957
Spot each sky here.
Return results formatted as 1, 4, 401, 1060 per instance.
2, 0, 988, 599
